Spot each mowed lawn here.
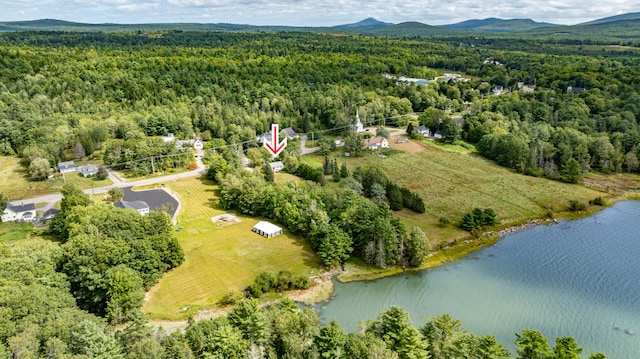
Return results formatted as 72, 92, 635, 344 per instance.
333, 139, 606, 243
0, 156, 112, 200
142, 177, 320, 319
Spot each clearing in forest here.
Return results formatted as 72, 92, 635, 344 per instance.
335, 139, 606, 243
142, 177, 320, 320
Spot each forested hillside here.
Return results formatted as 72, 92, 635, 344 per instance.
0, 29, 636, 358
1, 31, 639, 181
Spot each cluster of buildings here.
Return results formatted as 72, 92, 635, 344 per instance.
57, 161, 101, 177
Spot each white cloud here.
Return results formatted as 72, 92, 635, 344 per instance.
0, 0, 638, 26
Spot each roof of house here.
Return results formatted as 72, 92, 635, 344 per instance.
58, 160, 75, 168
282, 127, 298, 138
6, 202, 36, 213
269, 161, 284, 169
364, 136, 388, 145
121, 187, 179, 217
42, 208, 60, 219
416, 125, 429, 132
79, 164, 99, 172
115, 200, 149, 211
253, 221, 282, 235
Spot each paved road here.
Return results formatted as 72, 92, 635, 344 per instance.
300, 135, 320, 155
8, 130, 409, 209
8, 164, 206, 208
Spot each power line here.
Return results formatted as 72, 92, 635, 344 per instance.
10, 111, 425, 182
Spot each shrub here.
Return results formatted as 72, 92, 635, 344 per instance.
568, 200, 587, 212
439, 217, 450, 226
590, 196, 605, 206
218, 291, 244, 306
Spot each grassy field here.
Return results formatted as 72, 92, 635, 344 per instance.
0, 156, 112, 200
142, 177, 321, 319
0, 222, 56, 249
316, 138, 606, 244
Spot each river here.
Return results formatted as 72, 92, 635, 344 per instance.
313, 201, 640, 358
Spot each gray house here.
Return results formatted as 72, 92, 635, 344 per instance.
57, 161, 76, 174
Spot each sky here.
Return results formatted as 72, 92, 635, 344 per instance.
1, 0, 639, 26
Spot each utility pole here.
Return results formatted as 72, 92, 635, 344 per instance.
151, 157, 155, 174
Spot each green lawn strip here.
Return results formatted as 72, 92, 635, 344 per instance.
0, 155, 112, 200
142, 177, 320, 320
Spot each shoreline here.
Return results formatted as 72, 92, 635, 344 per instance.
147, 195, 636, 326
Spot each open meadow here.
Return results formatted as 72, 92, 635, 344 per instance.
322, 138, 607, 243
0, 156, 112, 200
142, 177, 320, 319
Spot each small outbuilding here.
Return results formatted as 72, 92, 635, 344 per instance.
252, 221, 283, 238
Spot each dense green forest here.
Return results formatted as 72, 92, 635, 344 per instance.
0, 31, 639, 182
1, 29, 637, 357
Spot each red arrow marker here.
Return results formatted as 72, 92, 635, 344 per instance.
263, 124, 287, 157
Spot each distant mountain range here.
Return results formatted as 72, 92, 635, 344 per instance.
579, 12, 640, 26
1, 12, 640, 39
442, 18, 560, 32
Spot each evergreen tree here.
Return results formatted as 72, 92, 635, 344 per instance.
340, 162, 349, 178
387, 183, 403, 211
323, 156, 331, 175
332, 160, 340, 182
561, 158, 582, 184
515, 330, 552, 359
264, 161, 274, 183
313, 320, 347, 359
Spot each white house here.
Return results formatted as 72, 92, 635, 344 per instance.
493, 86, 504, 95
416, 125, 430, 137
57, 161, 76, 174
252, 221, 283, 238
176, 139, 204, 150
269, 161, 284, 172
2, 203, 36, 223
115, 200, 150, 216
434, 131, 443, 139
77, 165, 99, 177
162, 133, 175, 142
363, 136, 390, 150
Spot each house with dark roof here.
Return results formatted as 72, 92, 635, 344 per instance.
2, 203, 36, 223
567, 86, 586, 94
282, 127, 299, 140
363, 136, 389, 150
57, 161, 76, 174
41, 208, 60, 222
115, 200, 150, 216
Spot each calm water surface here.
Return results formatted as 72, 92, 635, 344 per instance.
313, 201, 640, 358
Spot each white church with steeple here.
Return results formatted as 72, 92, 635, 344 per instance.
353, 109, 365, 133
